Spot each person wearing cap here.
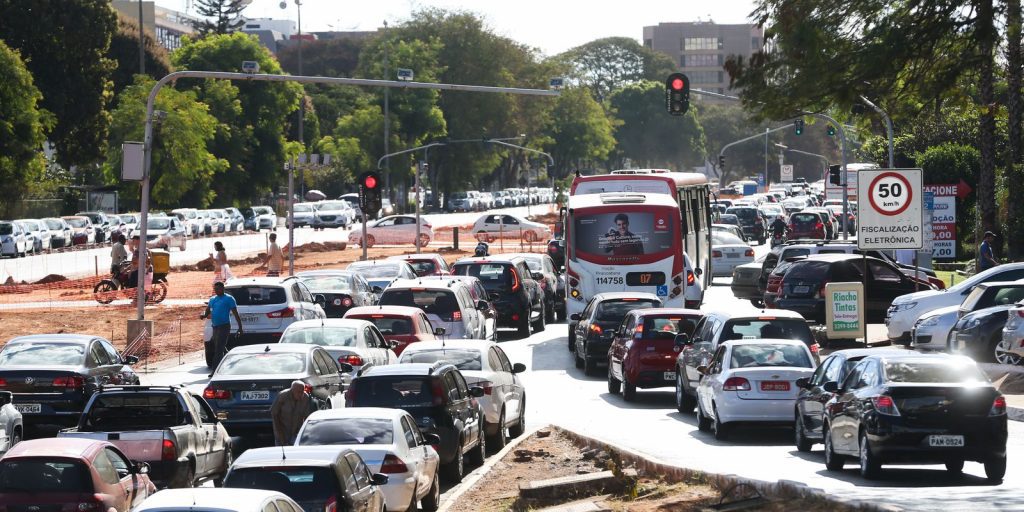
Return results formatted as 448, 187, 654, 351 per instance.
979, 231, 999, 272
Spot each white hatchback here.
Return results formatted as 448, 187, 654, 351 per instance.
295, 407, 441, 512
136, 488, 302, 512
696, 338, 816, 440
203, 277, 327, 349
280, 318, 398, 376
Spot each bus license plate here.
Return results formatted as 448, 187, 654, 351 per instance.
14, 404, 40, 414
240, 391, 270, 401
928, 435, 964, 447
760, 381, 790, 392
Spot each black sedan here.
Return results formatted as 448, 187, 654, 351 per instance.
822, 353, 1007, 481
950, 302, 1022, 364
297, 270, 377, 318
0, 334, 140, 436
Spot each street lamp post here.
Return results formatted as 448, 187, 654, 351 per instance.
859, 95, 894, 168
282, 0, 306, 196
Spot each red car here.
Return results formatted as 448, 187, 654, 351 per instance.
344, 305, 442, 355
0, 438, 156, 512
387, 253, 451, 277
787, 211, 826, 240
607, 308, 703, 401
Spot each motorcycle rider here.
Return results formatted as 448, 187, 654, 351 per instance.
770, 215, 788, 243
475, 241, 490, 257
110, 233, 128, 279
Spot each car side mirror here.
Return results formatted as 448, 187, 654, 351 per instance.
423, 433, 441, 445
370, 473, 389, 486
337, 362, 354, 374
387, 340, 399, 350
696, 365, 708, 375
823, 381, 840, 393
674, 333, 691, 347
372, 286, 384, 294
133, 461, 150, 475
313, 294, 327, 307
476, 300, 489, 311
695, 268, 703, 277
434, 327, 446, 336
123, 355, 139, 365
512, 363, 526, 374
795, 377, 810, 390
469, 386, 485, 398
570, 313, 581, 321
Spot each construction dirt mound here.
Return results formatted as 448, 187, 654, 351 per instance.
35, 274, 69, 285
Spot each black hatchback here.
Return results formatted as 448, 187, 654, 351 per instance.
451, 256, 545, 338
346, 362, 486, 484
570, 293, 662, 376
725, 207, 768, 245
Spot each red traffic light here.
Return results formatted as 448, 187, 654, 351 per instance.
364, 175, 378, 189
671, 77, 685, 90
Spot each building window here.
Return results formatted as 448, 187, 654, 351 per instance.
752, 37, 761, 50
684, 37, 720, 50
683, 54, 721, 67
644, 38, 652, 48
687, 70, 722, 84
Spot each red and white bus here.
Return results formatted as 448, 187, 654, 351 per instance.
565, 192, 686, 319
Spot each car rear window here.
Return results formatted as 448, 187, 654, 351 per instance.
399, 349, 482, 371
0, 459, 93, 493
217, 352, 306, 376
452, 263, 512, 292
720, 318, 815, 346
360, 317, 414, 336
280, 327, 357, 347
349, 264, 402, 279
82, 393, 183, 431
641, 316, 698, 339
0, 223, 12, 235
884, 361, 989, 383
595, 300, 659, 322
791, 213, 819, 225
730, 344, 812, 368
0, 343, 85, 367
297, 418, 394, 445
350, 377, 435, 407
225, 467, 340, 501
226, 286, 287, 306
380, 289, 459, 319
406, 260, 437, 275
785, 261, 832, 280
298, 275, 354, 293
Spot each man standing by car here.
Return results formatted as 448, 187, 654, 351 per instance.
271, 380, 316, 445
979, 231, 999, 272
201, 281, 243, 368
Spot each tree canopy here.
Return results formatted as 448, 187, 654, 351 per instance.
0, 39, 50, 217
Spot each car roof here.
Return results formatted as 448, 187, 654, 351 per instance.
452, 256, 524, 265
286, 318, 372, 330
233, 445, 352, 468
361, 363, 443, 377
7, 334, 100, 345
5, 438, 104, 459
346, 305, 425, 317
862, 352, 981, 366
304, 407, 408, 422
720, 338, 809, 347
385, 278, 465, 292
701, 308, 808, 321
227, 343, 318, 355
974, 281, 1024, 289
296, 270, 355, 277
387, 254, 442, 261
402, 340, 496, 352
826, 348, 909, 360
135, 488, 293, 510
629, 308, 703, 318
592, 292, 662, 302
224, 276, 298, 287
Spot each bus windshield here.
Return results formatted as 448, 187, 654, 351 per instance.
572, 208, 678, 262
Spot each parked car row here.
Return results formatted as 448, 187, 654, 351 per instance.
446, 187, 555, 212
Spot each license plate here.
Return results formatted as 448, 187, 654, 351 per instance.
727, 253, 739, 258
14, 404, 40, 414
240, 314, 261, 324
239, 390, 269, 401
928, 435, 964, 447
760, 381, 790, 392
793, 285, 810, 294
663, 372, 676, 381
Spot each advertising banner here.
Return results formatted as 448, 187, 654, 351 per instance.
826, 282, 865, 340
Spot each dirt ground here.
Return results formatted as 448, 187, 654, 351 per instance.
448, 428, 856, 512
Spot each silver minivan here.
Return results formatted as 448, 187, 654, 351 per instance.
378, 278, 488, 340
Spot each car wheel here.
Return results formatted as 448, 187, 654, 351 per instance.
545, 299, 555, 323
696, 401, 712, 432
417, 233, 431, 248
518, 312, 531, 339
488, 411, 508, 452
469, 425, 486, 467
749, 299, 765, 308
794, 413, 813, 453
509, 400, 526, 438
622, 378, 637, 402
441, 438, 465, 483
523, 231, 537, 243
824, 425, 845, 471
985, 455, 1007, 482
607, 364, 621, 394
993, 335, 1022, 365
574, 349, 584, 369
476, 231, 494, 243
9, 427, 21, 449
858, 430, 881, 479
675, 374, 696, 413
583, 355, 598, 376
568, 326, 576, 352
532, 302, 545, 332
213, 446, 232, 487
945, 459, 964, 474
556, 306, 566, 322
712, 404, 729, 441
420, 473, 440, 512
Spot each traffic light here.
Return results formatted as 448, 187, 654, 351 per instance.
718, 155, 726, 168
794, 119, 805, 136
665, 73, 690, 116
358, 171, 382, 220
827, 124, 836, 137
828, 164, 842, 186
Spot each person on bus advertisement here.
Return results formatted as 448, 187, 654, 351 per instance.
601, 213, 644, 256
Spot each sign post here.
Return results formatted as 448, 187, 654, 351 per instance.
780, 164, 794, 182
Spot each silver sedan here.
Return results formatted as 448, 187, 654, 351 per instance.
711, 231, 754, 278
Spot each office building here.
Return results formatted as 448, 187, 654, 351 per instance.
643, 21, 763, 99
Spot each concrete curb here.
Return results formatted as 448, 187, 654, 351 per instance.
437, 425, 546, 512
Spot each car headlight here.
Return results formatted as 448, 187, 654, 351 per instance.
962, 317, 981, 331
897, 301, 918, 312
918, 315, 941, 327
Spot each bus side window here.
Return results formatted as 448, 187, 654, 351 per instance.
678, 191, 690, 235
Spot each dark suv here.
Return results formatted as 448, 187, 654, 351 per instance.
345, 363, 486, 483
546, 238, 565, 270
725, 206, 768, 245
514, 253, 559, 324
570, 293, 662, 376
451, 256, 544, 338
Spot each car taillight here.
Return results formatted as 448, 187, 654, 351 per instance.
722, 377, 751, 391
510, 267, 521, 292
342, 297, 353, 307
548, 244, 558, 253
745, 248, 755, 257
872, 395, 901, 416
304, 383, 313, 394
345, 383, 356, 405
539, 280, 547, 289
53, 376, 85, 389
340, 354, 363, 366
0, 378, 7, 388
810, 343, 820, 354
380, 453, 409, 473
476, 380, 493, 395
267, 307, 295, 318
687, 271, 695, 285
203, 386, 231, 400
162, 439, 176, 461
990, 396, 1007, 416
452, 311, 462, 321
712, 250, 723, 258
1017, 309, 1024, 319
589, 324, 602, 335
432, 378, 447, 406
324, 495, 338, 512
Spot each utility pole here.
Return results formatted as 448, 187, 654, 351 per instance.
138, 0, 145, 74
383, 21, 391, 205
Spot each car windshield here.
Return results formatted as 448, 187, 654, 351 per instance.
641, 316, 698, 339
66, 218, 88, 228
712, 232, 746, 245
0, 223, 11, 235
0, 343, 85, 366
294, 204, 313, 212
216, 352, 306, 375
884, 361, 989, 383
44, 219, 63, 230
451, 263, 512, 293
0, 460, 92, 493
730, 344, 812, 368
280, 327, 357, 347
225, 286, 287, 306
225, 467, 340, 501
349, 263, 402, 279
299, 275, 353, 293
350, 376, 435, 407
399, 349, 482, 370
317, 202, 346, 211
380, 289, 459, 318
147, 218, 171, 230
297, 418, 394, 445
720, 318, 815, 346
119, 215, 135, 223
595, 299, 659, 322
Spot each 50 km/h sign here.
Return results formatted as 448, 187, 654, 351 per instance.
857, 169, 923, 250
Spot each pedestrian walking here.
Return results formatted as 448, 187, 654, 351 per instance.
978, 231, 999, 272
258, 233, 284, 277
212, 241, 233, 283
270, 380, 316, 446
200, 281, 243, 369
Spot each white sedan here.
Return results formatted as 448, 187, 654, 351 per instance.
279, 318, 398, 377
349, 215, 433, 248
135, 489, 302, 512
399, 340, 527, 449
711, 231, 754, 278
471, 213, 551, 243
696, 339, 816, 441
295, 407, 441, 512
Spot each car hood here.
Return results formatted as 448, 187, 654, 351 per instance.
893, 289, 946, 305
919, 305, 960, 322
959, 304, 1014, 324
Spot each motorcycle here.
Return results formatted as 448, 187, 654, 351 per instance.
770, 231, 787, 248
93, 261, 168, 304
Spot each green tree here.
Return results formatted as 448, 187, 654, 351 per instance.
103, 76, 227, 208
172, 33, 303, 204
542, 87, 616, 177
608, 81, 706, 171
1007, 0, 1024, 259
191, 0, 247, 36
0, 0, 117, 169
555, 37, 677, 101
278, 36, 364, 77
108, 12, 173, 97
0, 39, 50, 217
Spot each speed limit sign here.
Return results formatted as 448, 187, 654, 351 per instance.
857, 169, 923, 250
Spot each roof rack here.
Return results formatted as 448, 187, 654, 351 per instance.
427, 360, 447, 375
